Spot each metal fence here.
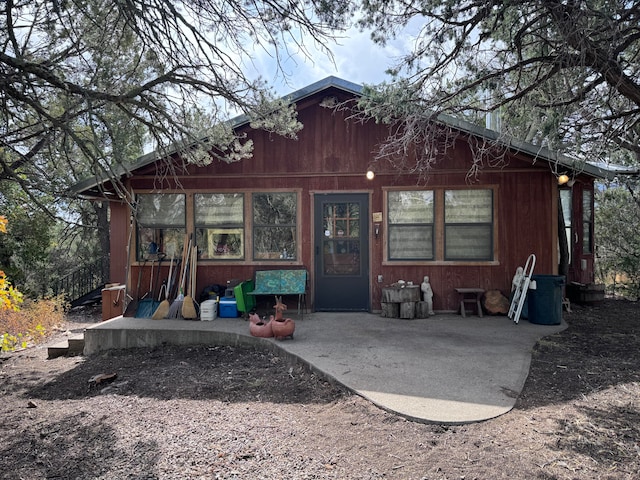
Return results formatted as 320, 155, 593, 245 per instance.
54, 257, 108, 307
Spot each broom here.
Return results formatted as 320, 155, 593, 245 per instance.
168, 235, 191, 318
181, 246, 198, 319
152, 255, 173, 319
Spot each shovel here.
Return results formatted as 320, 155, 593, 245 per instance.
124, 258, 145, 317
136, 254, 164, 318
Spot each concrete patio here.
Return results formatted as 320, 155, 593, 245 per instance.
82, 311, 566, 424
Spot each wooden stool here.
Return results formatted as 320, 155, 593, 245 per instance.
455, 288, 485, 318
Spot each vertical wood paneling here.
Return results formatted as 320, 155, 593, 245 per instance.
109, 202, 130, 285
112, 89, 595, 313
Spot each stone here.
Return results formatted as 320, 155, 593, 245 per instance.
483, 289, 510, 315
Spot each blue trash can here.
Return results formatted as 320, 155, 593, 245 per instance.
528, 275, 565, 325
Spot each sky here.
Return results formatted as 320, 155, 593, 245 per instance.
241, 22, 419, 96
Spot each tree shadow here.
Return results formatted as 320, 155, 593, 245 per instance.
516, 299, 640, 410
25, 344, 347, 405
551, 403, 640, 471
0, 413, 160, 479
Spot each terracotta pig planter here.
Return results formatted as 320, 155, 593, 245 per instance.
271, 317, 295, 340
271, 296, 295, 340
249, 313, 273, 338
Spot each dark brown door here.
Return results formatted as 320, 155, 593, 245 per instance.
314, 193, 370, 311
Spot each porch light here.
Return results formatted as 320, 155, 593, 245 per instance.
557, 174, 570, 185
366, 170, 375, 180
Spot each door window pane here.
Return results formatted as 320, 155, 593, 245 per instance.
253, 192, 297, 260
388, 191, 434, 260
322, 202, 361, 275
444, 190, 493, 260
195, 193, 244, 260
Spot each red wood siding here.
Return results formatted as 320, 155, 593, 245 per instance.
109, 201, 130, 285
105, 88, 594, 312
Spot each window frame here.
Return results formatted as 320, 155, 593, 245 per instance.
582, 188, 594, 255
251, 191, 298, 261
383, 186, 499, 265
443, 189, 494, 261
135, 193, 186, 261
387, 190, 435, 261
133, 189, 303, 266
194, 193, 245, 261
559, 188, 573, 263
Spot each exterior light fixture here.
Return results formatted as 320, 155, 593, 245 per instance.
366, 170, 375, 180
557, 174, 570, 185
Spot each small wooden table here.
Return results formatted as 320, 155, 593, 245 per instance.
455, 288, 485, 318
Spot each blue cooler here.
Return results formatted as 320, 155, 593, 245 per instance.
219, 297, 239, 318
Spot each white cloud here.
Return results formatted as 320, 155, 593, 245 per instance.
242, 22, 420, 95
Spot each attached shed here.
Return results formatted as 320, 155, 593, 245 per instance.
73, 76, 615, 314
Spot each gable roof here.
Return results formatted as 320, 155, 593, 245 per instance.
71, 76, 637, 196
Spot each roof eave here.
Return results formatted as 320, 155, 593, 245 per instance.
71, 77, 364, 196
435, 112, 639, 180
71, 76, 638, 196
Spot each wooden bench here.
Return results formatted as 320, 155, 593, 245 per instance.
455, 288, 485, 318
247, 270, 308, 318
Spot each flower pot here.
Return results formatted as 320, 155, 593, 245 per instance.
249, 313, 273, 337
250, 320, 274, 338
271, 318, 295, 340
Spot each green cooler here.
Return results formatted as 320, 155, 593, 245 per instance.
234, 279, 256, 314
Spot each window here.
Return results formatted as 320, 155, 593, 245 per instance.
195, 193, 244, 260
582, 190, 593, 254
386, 188, 495, 263
388, 191, 434, 260
444, 190, 493, 261
252, 192, 297, 260
135, 190, 300, 263
136, 193, 185, 260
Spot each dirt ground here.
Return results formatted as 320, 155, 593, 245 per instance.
1, 299, 638, 480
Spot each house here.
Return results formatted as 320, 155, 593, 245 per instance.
72, 76, 618, 314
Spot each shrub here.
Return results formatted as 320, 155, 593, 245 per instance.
0, 270, 23, 311
0, 296, 67, 352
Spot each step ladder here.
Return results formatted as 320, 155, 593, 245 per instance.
508, 254, 536, 324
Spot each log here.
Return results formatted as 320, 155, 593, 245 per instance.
483, 289, 510, 315
381, 302, 399, 318
416, 301, 431, 318
381, 286, 420, 303
399, 302, 416, 319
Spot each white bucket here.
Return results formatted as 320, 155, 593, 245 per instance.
200, 299, 218, 321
